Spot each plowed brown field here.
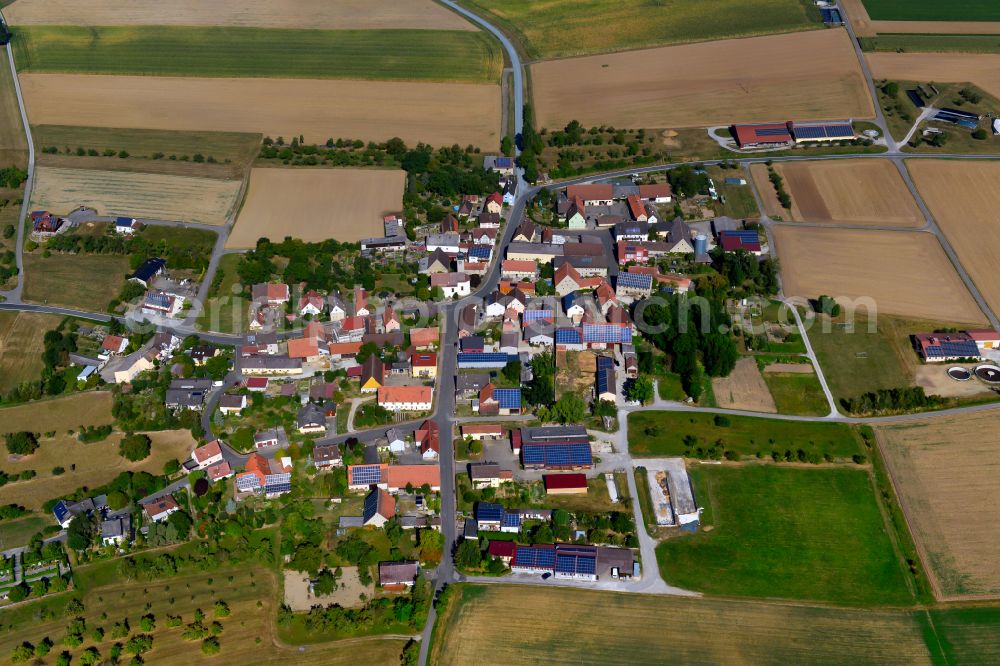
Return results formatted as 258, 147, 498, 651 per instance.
909, 159, 1000, 319
4, 0, 475, 30
532, 29, 873, 129
774, 226, 985, 323
772, 159, 924, 227
879, 412, 1000, 598
20, 74, 501, 148
228, 168, 404, 248
712, 357, 777, 413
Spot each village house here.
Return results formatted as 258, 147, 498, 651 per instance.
129, 257, 166, 288
415, 420, 440, 461
312, 442, 343, 469
430, 272, 471, 298
484, 192, 503, 215
410, 327, 440, 350
361, 355, 385, 393
378, 385, 433, 411
501, 259, 538, 282
218, 394, 247, 415
615, 272, 654, 300
142, 495, 180, 523
379, 560, 419, 590
468, 462, 513, 489
99, 334, 129, 360
141, 290, 184, 317
411, 352, 438, 379
251, 283, 290, 306
191, 440, 224, 470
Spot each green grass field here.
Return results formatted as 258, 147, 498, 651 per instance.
807, 313, 912, 406
0, 515, 48, 550
628, 411, 862, 461
929, 607, 1000, 664
657, 465, 914, 605
429, 584, 936, 664
462, 0, 821, 58
14, 26, 504, 83
763, 372, 830, 416
23, 253, 129, 312
34, 125, 261, 166
862, 0, 1000, 21
863, 33, 1000, 54
196, 253, 246, 335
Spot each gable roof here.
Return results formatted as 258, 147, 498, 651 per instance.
192, 439, 222, 464
287, 336, 320, 359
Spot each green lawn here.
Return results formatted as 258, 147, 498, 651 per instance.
0, 515, 47, 550
763, 371, 830, 416
863, 33, 1000, 55
462, 0, 821, 59
657, 465, 914, 606
861, 0, 1000, 21
196, 253, 246, 335
23, 253, 129, 312
14, 26, 503, 83
807, 313, 912, 407
710, 167, 760, 219
628, 411, 862, 461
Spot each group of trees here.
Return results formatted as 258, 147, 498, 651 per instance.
523, 352, 554, 405
766, 165, 792, 209
0, 165, 27, 189
237, 237, 376, 297
5, 431, 38, 456
638, 293, 739, 401
667, 165, 711, 198
46, 229, 215, 272
843, 386, 947, 415
709, 248, 780, 296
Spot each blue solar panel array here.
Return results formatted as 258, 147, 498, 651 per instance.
265, 481, 292, 495
756, 127, 790, 137
236, 475, 261, 492
351, 464, 384, 486
793, 124, 854, 139
596, 367, 615, 396
555, 328, 582, 344
524, 309, 554, 322
925, 340, 979, 358
720, 230, 759, 243
556, 553, 597, 575
935, 109, 979, 129
583, 324, 631, 344
145, 292, 172, 309
597, 356, 614, 371
476, 502, 504, 522
501, 512, 521, 529
522, 443, 593, 468
468, 246, 491, 260
618, 272, 652, 290
457, 352, 511, 367
516, 546, 556, 568
494, 388, 522, 410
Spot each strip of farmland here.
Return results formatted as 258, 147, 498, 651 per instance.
13, 27, 503, 83
19, 74, 501, 148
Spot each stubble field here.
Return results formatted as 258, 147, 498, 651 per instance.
0, 50, 28, 167
773, 226, 985, 323
878, 412, 1000, 598
20, 74, 501, 148
711, 357, 777, 413
908, 159, 1000, 319
4, 0, 475, 30
763, 159, 924, 227
227, 168, 404, 248
531, 30, 873, 130
867, 52, 1000, 100
29, 165, 242, 224
429, 584, 934, 664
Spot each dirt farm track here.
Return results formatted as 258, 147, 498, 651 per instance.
4, 0, 475, 30
531, 29, 873, 130
19, 74, 501, 149
908, 159, 1000, 320
227, 168, 404, 248
773, 226, 986, 324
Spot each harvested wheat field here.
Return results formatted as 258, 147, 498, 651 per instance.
768, 159, 924, 227
0, 427, 196, 511
878, 412, 1000, 598
430, 584, 933, 664
0, 311, 64, 393
4, 0, 474, 30
30, 165, 241, 224
21, 74, 500, 149
532, 29, 873, 130
228, 168, 403, 248
712, 357, 777, 413
867, 52, 1000, 100
774, 226, 985, 323
909, 159, 1000, 319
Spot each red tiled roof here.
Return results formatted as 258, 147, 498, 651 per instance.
245, 377, 268, 389
193, 439, 222, 464
488, 540, 516, 558
287, 337, 320, 359
544, 473, 588, 491
386, 464, 441, 489
566, 184, 613, 201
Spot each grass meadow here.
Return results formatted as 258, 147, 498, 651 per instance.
462, 0, 821, 58
628, 411, 862, 460
657, 465, 914, 606
0, 311, 65, 393
23, 253, 129, 312
762, 371, 831, 416
13, 26, 503, 83
863, 33, 1000, 54
861, 0, 1000, 21
429, 584, 934, 664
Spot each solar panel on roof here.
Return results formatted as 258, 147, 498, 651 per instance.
524, 310, 554, 322
596, 368, 613, 395
236, 475, 260, 492
516, 546, 556, 568
555, 328, 582, 344
597, 356, 614, 370
458, 353, 510, 366
501, 512, 521, 528
618, 272, 652, 289
476, 502, 504, 522
494, 388, 522, 409
756, 127, 790, 137
522, 443, 593, 468
265, 482, 291, 494
583, 324, 631, 344
556, 553, 597, 575
352, 465, 383, 486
